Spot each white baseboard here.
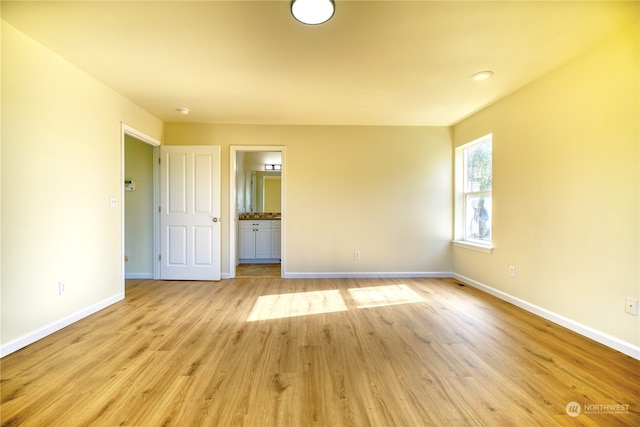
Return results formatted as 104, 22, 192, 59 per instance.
453, 273, 640, 361
126, 273, 231, 280
283, 271, 451, 279
124, 272, 153, 279
0, 293, 124, 358
239, 259, 281, 264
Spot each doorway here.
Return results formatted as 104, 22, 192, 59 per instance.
121, 124, 161, 290
229, 146, 285, 278
124, 135, 154, 279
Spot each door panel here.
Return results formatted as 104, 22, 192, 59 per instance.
168, 153, 187, 213
167, 226, 187, 266
194, 226, 213, 265
194, 154, 213, 213
161, 146, 221, 280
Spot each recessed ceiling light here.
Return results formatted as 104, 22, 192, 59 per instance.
177, 107, 190, 115
471, 71, 494, 81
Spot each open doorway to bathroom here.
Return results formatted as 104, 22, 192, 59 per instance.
230, 146, 285, 278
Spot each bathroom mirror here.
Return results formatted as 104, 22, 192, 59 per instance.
237, 151, 282, 213
245, 170, 281, 213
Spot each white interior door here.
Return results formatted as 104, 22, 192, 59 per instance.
160, 146, 221, 280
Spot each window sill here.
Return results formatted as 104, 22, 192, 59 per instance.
453, 240, 494, 254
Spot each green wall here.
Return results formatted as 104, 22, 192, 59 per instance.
124, 135, 154, 278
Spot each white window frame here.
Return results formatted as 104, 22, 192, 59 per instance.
454, 134, 493, 253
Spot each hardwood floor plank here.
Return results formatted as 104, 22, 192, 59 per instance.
2, 277, 639, 426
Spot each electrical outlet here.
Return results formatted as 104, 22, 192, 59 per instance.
59, 280, 66, 296
625, 297, 638, 316
354, 250, 360, 260
509, 266, 515, 277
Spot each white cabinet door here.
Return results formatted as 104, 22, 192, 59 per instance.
255, 227, 271, 258
160, 146, 220, 280
271, 222, 281, 259
239, 227, 256, 259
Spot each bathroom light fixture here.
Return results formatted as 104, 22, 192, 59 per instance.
177, 107, 190, 115
291, 0, 335, 25
265, 164, 282, 171
471, 71, 494, 81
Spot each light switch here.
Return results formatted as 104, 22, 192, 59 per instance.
109, 197, 117, 208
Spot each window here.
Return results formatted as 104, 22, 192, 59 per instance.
456, 135, 492, 248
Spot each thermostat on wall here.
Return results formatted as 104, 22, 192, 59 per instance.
124, 179, 136, 192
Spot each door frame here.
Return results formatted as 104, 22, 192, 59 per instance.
120, 123, 161, 292
229, 146, 286, 278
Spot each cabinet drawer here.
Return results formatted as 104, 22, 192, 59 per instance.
239, 220, 270, 229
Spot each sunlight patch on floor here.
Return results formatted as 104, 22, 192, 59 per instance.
348, 284, 425, 308
247, 289, 347, 321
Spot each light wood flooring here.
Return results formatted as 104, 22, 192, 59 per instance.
236, 263, 281, 278
1, 277, 639, 426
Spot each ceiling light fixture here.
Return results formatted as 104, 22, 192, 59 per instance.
291, 0, 335, 25
471, 71, 494, 81
177, 107, 190, 115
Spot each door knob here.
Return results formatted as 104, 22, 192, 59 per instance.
212, 217, 219, 222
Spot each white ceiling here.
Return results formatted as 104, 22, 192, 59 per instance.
2, 1, 637, 126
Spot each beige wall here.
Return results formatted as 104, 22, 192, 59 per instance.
453, 23, 639, 346
124, 135, 155, 278
164, 124, 453, 276
1, 22, 163, 352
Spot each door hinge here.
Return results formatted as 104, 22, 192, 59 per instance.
159, 254, 161, 261
159, 206, 161, 213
